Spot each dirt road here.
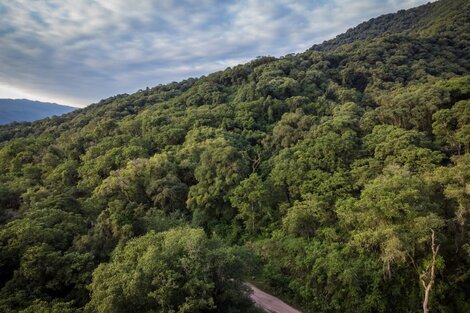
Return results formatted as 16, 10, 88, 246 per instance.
249, 284, 302, 313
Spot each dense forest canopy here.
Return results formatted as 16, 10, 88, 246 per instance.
0, 0, 469, 312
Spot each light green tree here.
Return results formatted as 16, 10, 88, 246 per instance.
87, 227, 258, 313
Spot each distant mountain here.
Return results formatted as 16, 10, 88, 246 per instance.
0, 99, 76, 124
0, 1, 469, 313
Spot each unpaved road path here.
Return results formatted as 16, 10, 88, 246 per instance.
249, 284, 302, 313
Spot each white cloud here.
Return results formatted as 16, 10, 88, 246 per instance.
0, 0, 433, 107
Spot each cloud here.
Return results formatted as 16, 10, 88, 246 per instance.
0, 0, 432, 107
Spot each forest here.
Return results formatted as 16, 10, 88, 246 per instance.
0, 0, 469, 312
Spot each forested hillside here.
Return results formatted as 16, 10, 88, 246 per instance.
0, 0, 469, 312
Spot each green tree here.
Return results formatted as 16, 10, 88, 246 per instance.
87, 227, 257, 313
433, 100, 470, 154
187, 138, 249, 226
282, 195, 331, 239
230, 173, 272, 234
338, 168, 445, 311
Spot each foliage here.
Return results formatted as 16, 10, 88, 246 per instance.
0, 0, 469, 312
86, 227, 258, 313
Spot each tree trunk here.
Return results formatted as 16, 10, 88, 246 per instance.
251, 202, 255, 234
420, 230, 439, 313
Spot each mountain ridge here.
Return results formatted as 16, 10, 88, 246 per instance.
0, 98, 76, 125
2, 0, 468, 143
0, 1, 469, 312
311, 0, 469, 51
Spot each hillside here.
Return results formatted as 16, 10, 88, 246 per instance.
0, 0, 469, 312
311, 0, 470, 51
0, 99, 76, 125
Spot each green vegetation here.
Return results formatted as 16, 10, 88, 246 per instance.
86, 227, 258, 313
0, 0, 469, 312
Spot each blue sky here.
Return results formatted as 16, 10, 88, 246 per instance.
0, 0, 431, 107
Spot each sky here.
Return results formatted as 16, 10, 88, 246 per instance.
0, 0, 432, 108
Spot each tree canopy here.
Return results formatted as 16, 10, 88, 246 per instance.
0, 0, 469, 312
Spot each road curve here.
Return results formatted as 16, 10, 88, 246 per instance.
248, 284, 303, 313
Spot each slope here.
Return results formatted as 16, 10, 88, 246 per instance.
0, 0, 469, 312
311, 0, 470, 51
